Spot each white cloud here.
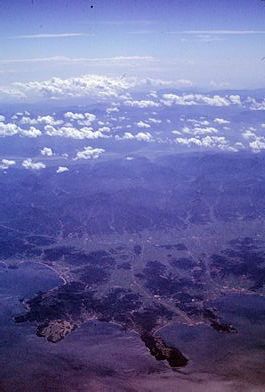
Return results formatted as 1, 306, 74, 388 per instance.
0, 122, 21, 137
106, 107, 119, 114
175, 135, 236, 151
187, 119, 210, 126
64, 112, 96, 122
135, 132, 152, 141
0, 73, 245, 108
0, 75, 137, 102
22, 159, 46, 170
115, 132, 134, 140
234, 142, 245, 150
192, 126, 218, 135
214, 118, 230, 125
136, 120, 151, 128
181, 35, 225, 43
79, 128, 109, 139
0, 159, 16, 170
45, 125, 108, 140
162, 93, 241, 107
76, 119, 94, 127
19, 115, 63, 126
182, 126, 192, 134
172, 130, 182, 135
56, 166, 69, 174
98, 126, 111, 133
148, 117, 161, 124
176, 79, 193, 87
229, 95, 241, 105
20, 126, 42, 138
148, 91, 158, 98
248, 98, 265, 111
0, 115, 5, 122
175, 30, 265, 35
41, 147, 54, 156
38, 115, 63, 126
243, 130, 256, 140
9, 33, 92, 39
210, 81, 230, 89
242, 130, 265, 152
0, 56, 155, 68
116, 131, 153, 142
124, 99, 160, 108
19, 116, 38, 125
74, 146, 105, 160
249, 137, 265, 152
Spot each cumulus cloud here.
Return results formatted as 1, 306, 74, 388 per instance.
0, 78, 262, 155
136, 120, 151, 128
243, 131, 265, 152
64, 112, 96, 122
0, 122, 20, 137
181, 123, 218, 135
20, 126, 42, 138
115, 132, 134, 140
243, 129, 256, 140
247, 98, 265, 111
135, 132, 153, 141
0, 73, 255, 115
214, 118, 230, 125
187, 119, 210, 126
41, 147, 54, 156
79, 128, 110, 139
124, 99, 160, 108
74, 146, 105, 160
192, 126, 218, 135
18, 116, 38, 125
37, 115, 63, 126
0, 120, 42, 138
19, 114, 63, 126
0, 75, 137, 102
0, 159, 16, 170
162, 93, 241, 107
116, 131, 153, 142
45, 124, 109, 140
56, 166, 69, 174
22, 159, 46, 170
175, 135, 236, 151
249, 137, 265, 152
148, 117, 161, 124
242, 127, 265, 153
98, 126, 110, 133
106, 107, 119, 114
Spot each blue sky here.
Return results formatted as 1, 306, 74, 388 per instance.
0, 0, 265, 88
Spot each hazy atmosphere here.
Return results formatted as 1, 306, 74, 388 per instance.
0, 0, 265, 88
0, 1, 264, 392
